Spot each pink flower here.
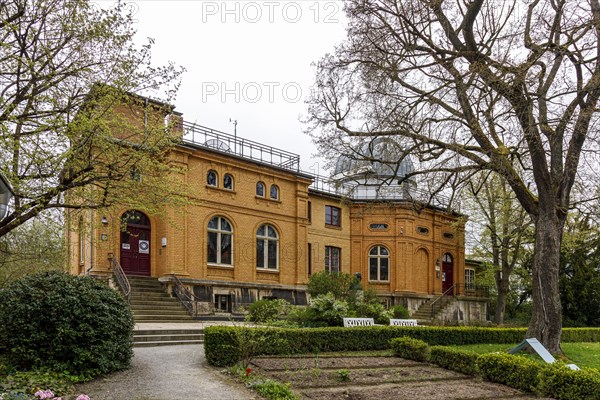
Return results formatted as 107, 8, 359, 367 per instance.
76, 395, 91, 400
34, 390, 55, 399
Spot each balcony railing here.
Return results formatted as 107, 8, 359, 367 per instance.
182, 121, 301, 172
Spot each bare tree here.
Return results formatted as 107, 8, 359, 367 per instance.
306, 0, 600, 352
0, 0, 186, 237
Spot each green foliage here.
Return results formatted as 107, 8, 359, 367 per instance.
0, 271, 134, 376
0, 370, 80, 398
539, 363, 600, 400
250, 379, 299, 400
429, 346, 479, 375
337, 368, 351, 381
390, 336, 430, 362
351, 301, 391, 324
246, 299, 290, 323
307, 271, 359, 300
477, 352, 541, 392
204, 326, 242, 367
391, 305, 410, 319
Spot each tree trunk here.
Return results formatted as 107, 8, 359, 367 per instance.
494, 271, 509, 325
527, 207, 565, 354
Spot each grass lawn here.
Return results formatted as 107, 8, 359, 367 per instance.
448, 342, 600, 370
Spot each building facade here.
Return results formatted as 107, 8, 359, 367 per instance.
66, 99, 486, 320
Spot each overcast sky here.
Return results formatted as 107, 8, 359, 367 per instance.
114, 0, 348, 174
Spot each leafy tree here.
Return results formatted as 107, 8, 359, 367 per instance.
559, 218, 600, 327
0, 0, 186, 238
307, 0, 600, 352
465, 173, 533, 324
0, 212, 63, 287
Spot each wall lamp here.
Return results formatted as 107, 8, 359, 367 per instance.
435, 258, 441, 278
101, 216, 109, 226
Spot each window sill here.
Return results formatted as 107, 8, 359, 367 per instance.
255, 196, 281, 204
207, 263, 234, 269
256, 268, 279, 274
368, 280, 390, 284
206, 185, 236, 194
325, 224, 342, 230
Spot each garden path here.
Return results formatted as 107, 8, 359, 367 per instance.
75, 344, 257, 400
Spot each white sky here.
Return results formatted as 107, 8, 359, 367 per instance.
114, 0, 348, 173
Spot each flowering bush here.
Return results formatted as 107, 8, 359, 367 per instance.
34, 389, 60, 400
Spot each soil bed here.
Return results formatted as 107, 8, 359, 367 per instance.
249, 355, 555, 400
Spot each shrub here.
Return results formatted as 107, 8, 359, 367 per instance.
0, 370, 77, 398
391, 305, 410, 319
429, 346, 479, 375
308, 294, 350, 327
204, 326, 242, 367
538, 363, 600, 400
250, 379, 299, 400
0, 271, 134, 376
477, 352, 542, 392
390, 336, 430, 362
352, 301, 391, 325
246, 299, 290, 323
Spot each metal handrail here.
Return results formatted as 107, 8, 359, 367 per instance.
171, 274, 199, 317
430, 284, 457, 318
109, 256, 131, 304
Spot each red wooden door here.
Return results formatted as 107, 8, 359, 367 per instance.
120, 211, 151, 276
442, 253, 454, 294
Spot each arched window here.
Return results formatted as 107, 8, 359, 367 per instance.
256, 181, 265, 197
207, 170, 218, 187
256, 224, 278, 269
369, 245, 389, 281
443, 253, 453, 263
270, 184, 279, 200
207, 216, 233, 265
223, 173, 234, 190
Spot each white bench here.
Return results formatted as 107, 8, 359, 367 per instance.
390, 319, 418, 327
343, 317, 375, 327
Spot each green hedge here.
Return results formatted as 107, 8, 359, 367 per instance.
539, 363, 600, 400
429, 346, 479, 375
204, 325, 600, 367
390, 337, 429, 362
477, 352, 542, 392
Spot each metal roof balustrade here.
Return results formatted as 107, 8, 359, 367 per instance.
182, 121, 301, 172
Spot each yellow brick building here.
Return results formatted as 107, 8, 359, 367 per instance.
67, 98, 486, 319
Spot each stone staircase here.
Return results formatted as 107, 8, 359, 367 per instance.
129, 276, 193, 323
411, 295, 455, 323
128, 276, 204, 347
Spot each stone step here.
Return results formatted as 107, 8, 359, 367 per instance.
135, 329, 204, 336
130, 293, 173, 300
133, 309, 190, 317
134, 333, 204, 342
131, 304, 187, 311
130, 300, 183, 307
134, 339, 203, 347
134, 314, 193, 321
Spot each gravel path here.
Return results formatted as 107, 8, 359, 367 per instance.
76, 345, 257, 400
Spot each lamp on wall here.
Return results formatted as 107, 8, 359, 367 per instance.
101, 216, 109, 226
435, 258, 441, 278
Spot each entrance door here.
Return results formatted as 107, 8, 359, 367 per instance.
442, 253, 454, 294
120, 211, 151, 276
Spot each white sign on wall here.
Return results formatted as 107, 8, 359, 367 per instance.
138, 240, 150, 254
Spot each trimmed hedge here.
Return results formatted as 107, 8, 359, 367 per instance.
390, 337, 429, 362
477, 352, 542, 392
204, 325, 600, 367
539, 363, 600, 400
429, 346, 479, 375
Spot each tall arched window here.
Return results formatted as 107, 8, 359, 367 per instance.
369, 245, 389, 281
207, 216, 233, 265
256, 181, 265, 197
256, 224, 278, 269
207, 170, 218, 187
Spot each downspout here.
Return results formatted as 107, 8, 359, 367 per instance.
87, 194, 93, 275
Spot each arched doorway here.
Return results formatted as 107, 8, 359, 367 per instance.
119, 210, 151, 276
442, 253, 454, 294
